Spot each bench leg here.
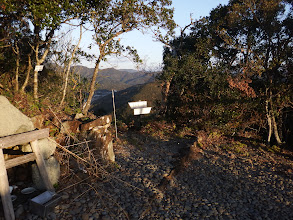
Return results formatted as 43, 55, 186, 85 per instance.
0, 149, 15, 220
30, 140, 54, 192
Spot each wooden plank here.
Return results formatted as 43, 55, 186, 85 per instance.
0, 149, 15, 220
30, 140, 54, 192
0, 128, 49, 149
5, 153, 36, 169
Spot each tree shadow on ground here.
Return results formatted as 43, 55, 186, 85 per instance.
101, 130, 293, 219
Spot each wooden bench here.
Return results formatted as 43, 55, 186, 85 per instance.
0, 128, 54, 220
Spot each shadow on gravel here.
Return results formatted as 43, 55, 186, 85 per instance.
53, 130, 293, 220
170, 146, 293, 219
111, 130, 293, 219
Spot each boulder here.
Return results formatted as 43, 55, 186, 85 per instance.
32, 156, 60, 190
60, 120, 82, 134
31, 114, 46, 129
81, 115, 112, 132
0, 95, 34, 137
93, 130, 115, 162
74, 113, 84, 120
87, 124, 110, 140
21, 138, 56, 159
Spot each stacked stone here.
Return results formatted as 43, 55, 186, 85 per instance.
80, 115, 115, 163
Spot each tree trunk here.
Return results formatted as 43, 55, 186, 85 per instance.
78, 73, 83, 110
60, 25, 82, 107
266, 88, 282, 145
33, 64, 40, 101
272, 115, 282, 144
82, 58, 101, 115
13, 45, 20, 92
270, 94, 282, 145
20, 55, 32, 93
15, 54, 19, 92
33, 44, 50, 101
161, 79, 172, 114
266, 99, 273, 143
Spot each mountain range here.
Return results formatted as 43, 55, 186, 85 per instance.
73, 65, 156, 91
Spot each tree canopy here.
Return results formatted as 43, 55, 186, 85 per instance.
0, 0, 175, 115
159, 0, 292, 145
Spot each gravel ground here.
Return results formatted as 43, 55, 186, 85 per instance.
13, 132, 293, 220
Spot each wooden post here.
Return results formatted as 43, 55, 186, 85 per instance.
30, 140, 54, 192
0, 149, 15, 220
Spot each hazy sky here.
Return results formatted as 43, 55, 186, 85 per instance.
73, 0, 229, 70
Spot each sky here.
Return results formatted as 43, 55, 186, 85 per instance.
71, 0, 230, 70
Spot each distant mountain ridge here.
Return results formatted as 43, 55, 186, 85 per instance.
91, 82, 162, 120
73, 65, 156, 91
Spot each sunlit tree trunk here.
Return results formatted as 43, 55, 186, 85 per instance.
33, 44, 50, 101
266, 88, 282, 145
161, 79, 172, 114
270, 94, 282, 144
20, 55, 32, 93
12, 44, 20, 92
33, 65, 40, 101
266, 99, 273, 143
81, 28, 126, 116
272, 114, 282, 144
82, 56, 101, 115
77, 72, 84, 110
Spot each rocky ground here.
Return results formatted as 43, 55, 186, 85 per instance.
9, 132, 293, 220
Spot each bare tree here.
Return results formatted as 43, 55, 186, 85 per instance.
59, 24, 83, 107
